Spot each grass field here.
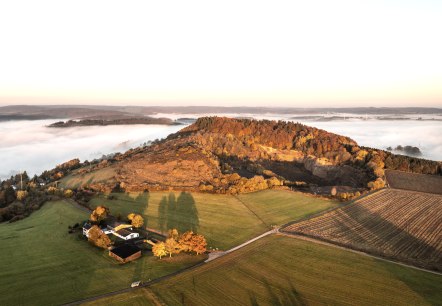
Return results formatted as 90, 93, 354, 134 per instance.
85, 235, 442, 306
59, 166, 117, 189
285, 188, 442, 271
90, 190, 340, 249
0, 201, 204, 306
237, 189, 339, 226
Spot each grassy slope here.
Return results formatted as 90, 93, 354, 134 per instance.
58, 166, 116, 189
90, 190, 339, 250
86, 235, 442, 306
0, 201, 203, 306
237, 189, 341, 226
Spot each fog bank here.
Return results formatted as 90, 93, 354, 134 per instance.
1, 116, 440, 180
0, 120, 183, 179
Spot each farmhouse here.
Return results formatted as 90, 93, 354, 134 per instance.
82, 221, 139, 240
109, 244, 142, 263
113, 229, 140, 240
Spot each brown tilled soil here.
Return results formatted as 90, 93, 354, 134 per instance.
284, 188, 442, 271
385, 170, 442, 194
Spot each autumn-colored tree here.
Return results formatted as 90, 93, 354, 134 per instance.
131, 214, 144, 228
367, 178, 385, 190
127, 213, 136, 221
164, 237, 180, 257
64, 189, 73, 198
87, 225, 112, 249
190, 234, 207, 255
168, 228, 179, 240
90, 205, 109, 222
46, 186, 57, 194
178, 231, 194, 252
16, 190, 28, 201
152, 242, 167, 259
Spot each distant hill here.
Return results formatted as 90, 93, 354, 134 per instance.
48, 117, 177, 127
1, 105, 441, 121
55, 117, 441, 195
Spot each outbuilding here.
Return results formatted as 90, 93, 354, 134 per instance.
109, 244, 141, 263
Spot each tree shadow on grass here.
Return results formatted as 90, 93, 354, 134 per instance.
134, 191, 150, 226
158, 192, 199, 233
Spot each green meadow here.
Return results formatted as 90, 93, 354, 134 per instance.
0, 201, 203, 306
90, 189, 340, 249
86, 235, 442, 306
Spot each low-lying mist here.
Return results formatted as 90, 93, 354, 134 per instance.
299, 119, 442, 162
0, 120, 183, 179
0, 115, 440, 180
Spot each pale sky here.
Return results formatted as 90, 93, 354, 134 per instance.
0, 0, 441, 107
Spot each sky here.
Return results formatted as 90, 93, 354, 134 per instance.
0, 0, 441, 107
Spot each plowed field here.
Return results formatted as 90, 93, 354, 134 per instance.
284, 189, 442, 271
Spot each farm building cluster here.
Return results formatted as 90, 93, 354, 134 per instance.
82, 219, 148, 263
83, 220, 140, 241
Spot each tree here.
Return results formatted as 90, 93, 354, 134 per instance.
131, 214, 144, 228
127, 213, 136, 221
88, 225, 111, 249
164, 237, 180, 257
178, 231, 194, 252
90, 205, 109, 222
367, 178, 385, 190
190, 234, 207, 255
152, 242, 167, 259
46, 186, 58, 194
64, 189, 73, 198
16, 190, 28, 201
168, 228, 179, 240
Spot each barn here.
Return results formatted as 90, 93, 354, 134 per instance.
109, 244, 142, 263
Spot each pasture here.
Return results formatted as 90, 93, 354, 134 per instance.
58, 166, 117, 189
85, 235, 442, 306
0, 201, 204, 306
90, 190, 340, 249
284, 188, 442, 270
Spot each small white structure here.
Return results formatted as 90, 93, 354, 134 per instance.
131, 281, 141, 288
113, 229, 140, 240
82, 221, 139, 240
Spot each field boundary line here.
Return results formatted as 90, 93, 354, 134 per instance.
279, 188, 385, 230
277, 231, 442, 276
233, 195, 270, 228
205, 228, 277, 262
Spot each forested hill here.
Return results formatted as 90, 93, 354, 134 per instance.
46, 117, 440, 196
180, 117, 357, 158
178, 117, 440, 174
